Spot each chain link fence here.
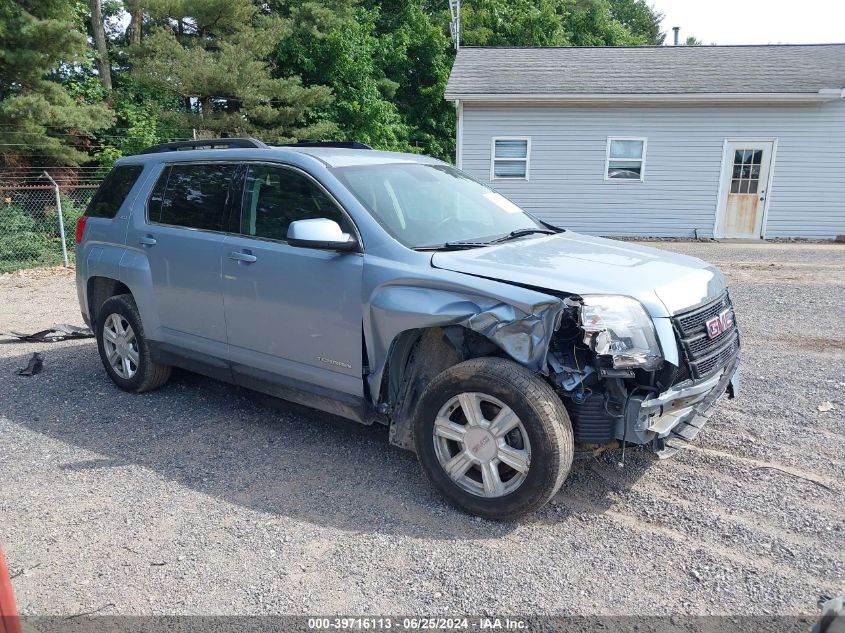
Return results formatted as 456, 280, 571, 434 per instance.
1, 171, 103, 273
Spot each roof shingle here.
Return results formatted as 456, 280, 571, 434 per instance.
445, 45, 845, 98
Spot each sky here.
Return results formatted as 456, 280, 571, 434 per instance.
650, 0, 845, 45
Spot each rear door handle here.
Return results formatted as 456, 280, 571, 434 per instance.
228, 251, 258, 263
138, 235, 157, 246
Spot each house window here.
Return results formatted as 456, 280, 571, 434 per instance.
605, 138, 646, 181
491, 138, 530, 180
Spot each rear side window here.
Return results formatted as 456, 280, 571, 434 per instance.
85, 165, 144, 218
148, 163, 236, 232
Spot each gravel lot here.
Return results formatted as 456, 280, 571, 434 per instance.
1, 243, 843, 618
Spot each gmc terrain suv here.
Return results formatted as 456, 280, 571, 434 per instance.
76, 138, 740, 520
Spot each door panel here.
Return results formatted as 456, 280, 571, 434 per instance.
128, 162, 235, 357
222, 163, 364, 397
141, 225, 229, 356
717, 142, 773, 238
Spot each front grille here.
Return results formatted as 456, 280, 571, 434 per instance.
675, 294, 732, 337
689, 334, 740, 378
672, 293, 740, 380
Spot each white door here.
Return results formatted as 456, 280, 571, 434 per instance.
716, 141, 774, 238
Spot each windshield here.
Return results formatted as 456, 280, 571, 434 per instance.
333, 163, 549, 248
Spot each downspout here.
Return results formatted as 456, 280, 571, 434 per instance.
455, 99, 464, 169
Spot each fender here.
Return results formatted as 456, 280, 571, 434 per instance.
118, 247, 163, 339
363, 259, 565, 404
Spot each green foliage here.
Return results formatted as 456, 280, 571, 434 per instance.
0, 0, 666, 169
274, 6, 408, 150
458, 0, 649, 47
370, 0, 456, 159
0, 203, 47, 270
130, 0, 336, 142
94, 79, 184, 163
0, 0, 114, 165
608, 0, 665, 45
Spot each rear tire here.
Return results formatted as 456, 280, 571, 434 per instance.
96, 294, 171, 393
414, 357, 574, 520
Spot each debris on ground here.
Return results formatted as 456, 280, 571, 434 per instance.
16, 352, 43, 376
818, 401, 835, 412
1, 324, 93, 344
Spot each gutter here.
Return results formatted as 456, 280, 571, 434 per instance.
444, 90, 845, 105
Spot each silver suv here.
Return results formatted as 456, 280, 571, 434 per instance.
75, 138, 740, 520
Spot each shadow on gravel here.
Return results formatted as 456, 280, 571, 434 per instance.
0, 342, 644, 536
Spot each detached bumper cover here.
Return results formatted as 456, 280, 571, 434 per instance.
630, 352, 740, 451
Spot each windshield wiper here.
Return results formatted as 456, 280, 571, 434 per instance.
487, 228, 557, 244
414, 241, 492, 251
415, 228, 558, 251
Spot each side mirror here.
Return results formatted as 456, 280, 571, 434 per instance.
287, 218, 358, 252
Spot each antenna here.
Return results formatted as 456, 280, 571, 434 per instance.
449, 0, 461, 50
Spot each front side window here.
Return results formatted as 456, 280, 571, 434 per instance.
85, 165, 144, 218
606, 138, 646, 181
334, 163, 547, 249
491, 138, 530, 180
239, 165, 350, 241
148, 163, 236, 231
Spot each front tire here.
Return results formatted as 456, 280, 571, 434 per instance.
414, 357, 574, 520
96, 294, 171, 393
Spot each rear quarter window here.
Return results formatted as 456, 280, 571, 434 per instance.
85, 165, 144, 218
147, 163, 236, 232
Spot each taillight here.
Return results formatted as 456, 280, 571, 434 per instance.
75, 215, 89, 244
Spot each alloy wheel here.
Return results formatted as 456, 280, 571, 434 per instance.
102, 313, 139, 379
432, 392, 532, 498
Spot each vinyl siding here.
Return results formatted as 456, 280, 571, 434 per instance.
459, 101, 845, 238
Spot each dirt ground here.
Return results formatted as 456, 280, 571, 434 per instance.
0, 242, 843, 618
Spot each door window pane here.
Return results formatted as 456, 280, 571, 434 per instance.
149, 163, 235, 231
729, 148, 763, 197
240, 165, 349, 241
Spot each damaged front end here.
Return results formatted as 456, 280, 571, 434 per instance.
548, 293, 740, 458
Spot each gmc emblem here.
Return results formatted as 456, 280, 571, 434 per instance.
706, 309, 734, 339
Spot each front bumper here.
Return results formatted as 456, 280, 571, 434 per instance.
620, 352, 740, 451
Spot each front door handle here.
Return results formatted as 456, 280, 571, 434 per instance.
138, 235, 156, 246
228, 251, 258, 264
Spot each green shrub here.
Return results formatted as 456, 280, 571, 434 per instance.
0, 204, 49, 271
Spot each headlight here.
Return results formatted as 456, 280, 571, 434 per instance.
579, 295, 663, 370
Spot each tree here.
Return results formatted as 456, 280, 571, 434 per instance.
684, 35, 702, 46
273, 6, 409, 150
0, 0, 114, 165
129, 0, 336, 142
89, 0, 113, 89
368, 0, 456, 158
458, 0, 654, 47
607, 0, 664, 45
125, 0, 144, 45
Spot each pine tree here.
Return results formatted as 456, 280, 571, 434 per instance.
0, 0, 114, 165
132, 0, 336, 142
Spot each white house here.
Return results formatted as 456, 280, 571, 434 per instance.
445, 44, 845, 239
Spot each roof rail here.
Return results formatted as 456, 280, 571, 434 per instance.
139, 137, 268, 154
278, 141, 374, 150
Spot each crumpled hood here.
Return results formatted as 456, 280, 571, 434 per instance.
431, 232, 727, 318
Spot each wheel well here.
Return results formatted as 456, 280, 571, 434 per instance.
384, 325, 503, 450
87, 277, 132, 327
